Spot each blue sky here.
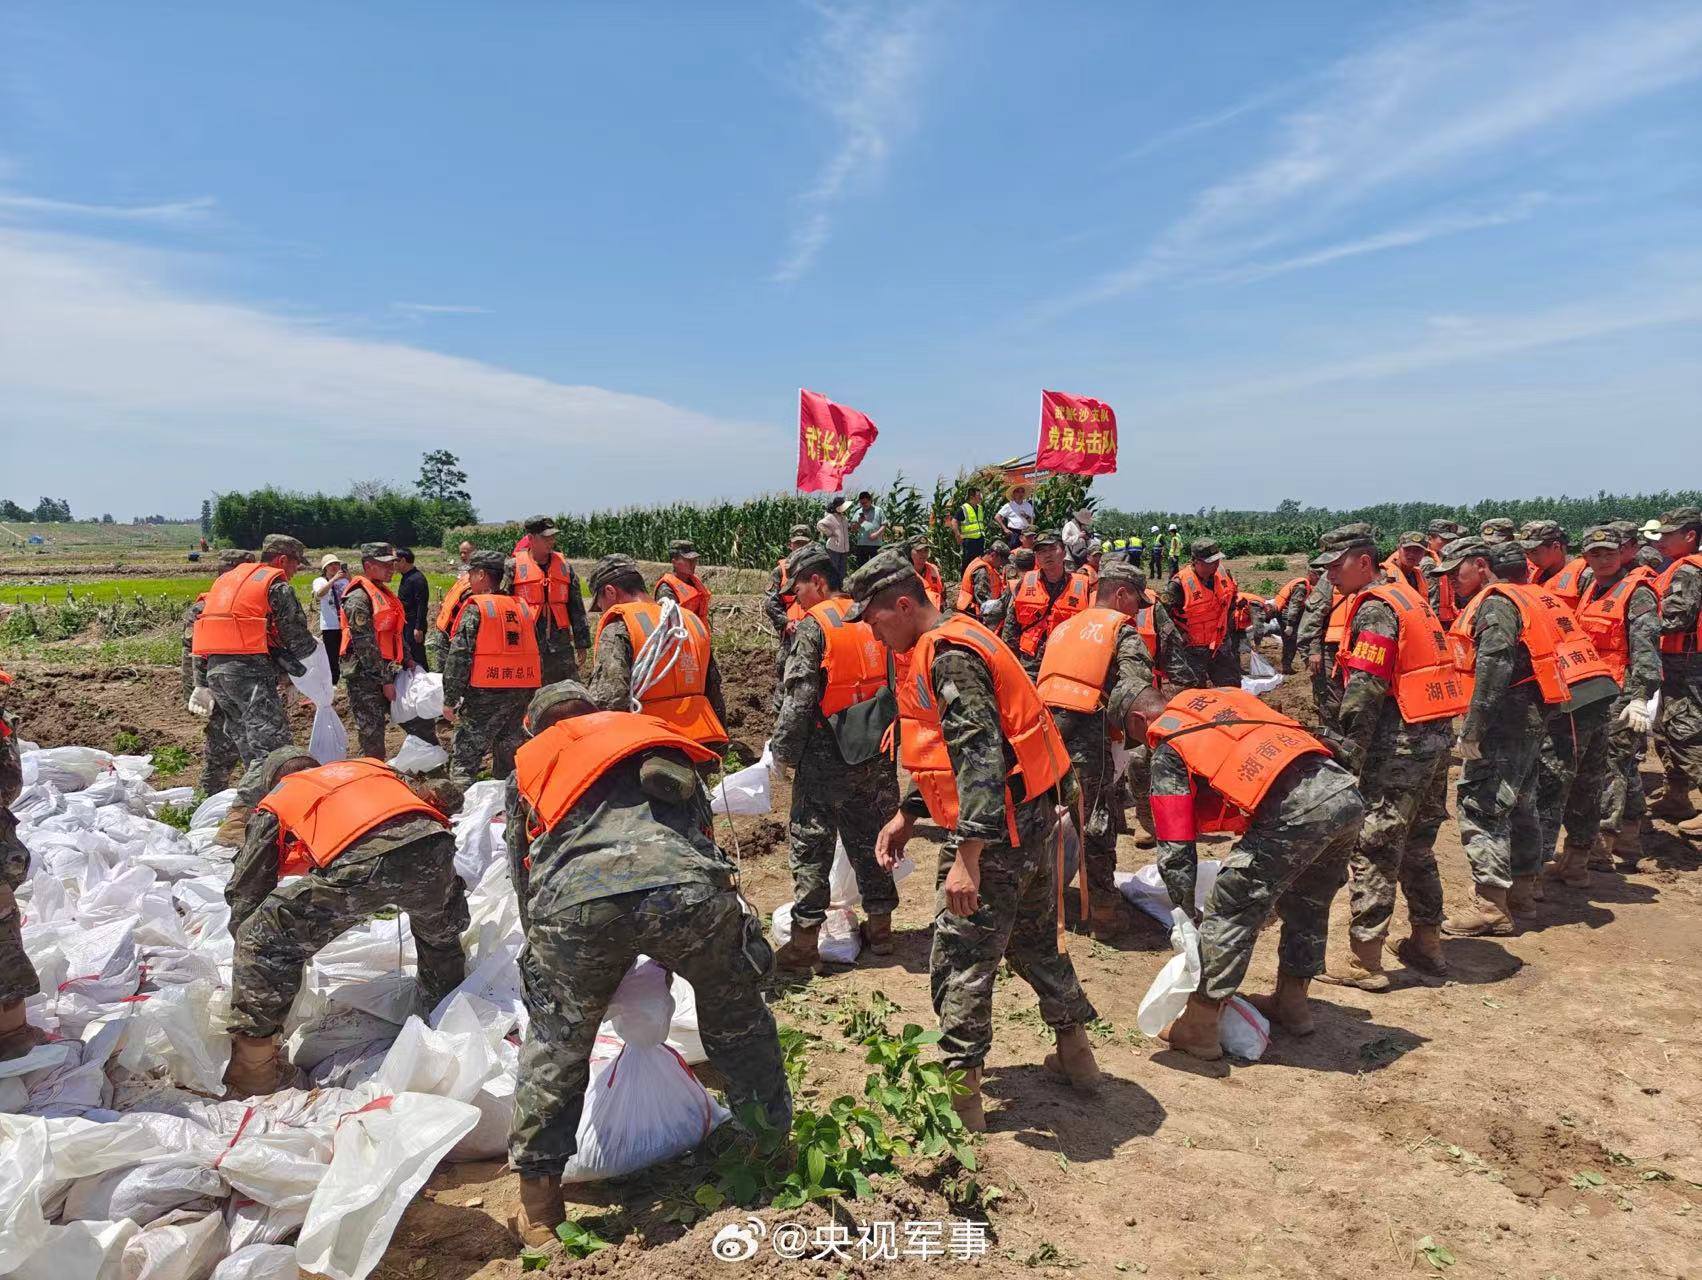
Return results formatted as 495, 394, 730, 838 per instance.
3, 1, 1700, 521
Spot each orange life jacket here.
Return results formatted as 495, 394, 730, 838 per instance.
1656, 554, 1702, 655
1174, 565, 1236, 649
1577, 568, 1655, 686
914, 560, 945, 610
191, 564, 285, 657
1430, 550, 1458, 625
1536, 557, 1588, 608
1325, 590, 1354, 648
897, 614, 1071, 843
463, 594, 542, 689
340, 576, 405, 663
594, 601, 727, 746
1037, 606, 1130, 716
512, 551, 576, 628
1232, 592, 1264, 631
1146, 687, 1327, 836
806, 597, 889, 716
1273, 576, 1309, 613
435, 575, 474, 635
775, 558, 807, 623
513, 711, 719, 839
1082, 562, 1099, 590
1133, 606, 1161, 683
1381, 553, 1426, 594
1011, 570, 1092, 657
657, 571, 712, 629
1340, 582, 1471, 722
257, 758, 444, 878
1449, 584, 1600, 706
956, 555, 1005, 612
1520, 583, 1615, 693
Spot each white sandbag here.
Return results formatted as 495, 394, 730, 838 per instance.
293, 1092, 480, 1280
308, 705, 349, 766
827, 838, 913, 909
370, 996, 502, 1103
85, 981, 230, 1096
389, 667, 444, 723
301, 918, 419, 1022
61, 1157, 227, 1224
288, 641, 336, 709
451, 779, 507, 885
0, 1115, 52, 1271
563, 961, 729, 1183
1241, 650, 1283, 696
11, 1218, 138, 1280
1116, 860, 1222, 926
667, 974, 707, 1064
1134, 908, 1270, 1061
711, 743, 772, 816
211, 1245, 299, 1280
1219, 995, 1271, 1061
386, 735, 447, 775
53, 915, 142, 1006
770, 902, 861, 965
189, 790, 237, 832
123, 1209, 227, 1280
24, 745, 115, 792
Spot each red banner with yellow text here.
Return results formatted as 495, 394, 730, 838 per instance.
1037, 389, 1118, 476
797, 389, 879, 492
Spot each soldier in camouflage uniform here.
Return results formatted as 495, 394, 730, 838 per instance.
764, 525, 814, 712
1297, 572, 1346, 734
182, 548, 254, 795
442, 551, 538, 787
1425, 519, 1466, 623
1163, 538, 1242, 688
1137, 687, 1365, 1061
341, 542, 433, 760
512, 518, 592, 685
1277, 568, 1318, 673
769, 543, 900, 969
204, 534, 321, 845
1437, 539, 1548, 937
1649, 507, 1702, 834
223, 748, 467, 1095
1302, 527, 1456, 990
585, 555, 728, 730
851, 551, 1099, 1132
0, 669, 49, 1059
505, 683, 790, 1245
960, 538, 1011, 625
1480, 517, 1517, 545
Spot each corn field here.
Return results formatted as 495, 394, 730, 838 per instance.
1, 590, 186, 643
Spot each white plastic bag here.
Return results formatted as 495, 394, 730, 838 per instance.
289, 642, 336, 709
123, 1209, 228, 1280
827, 838, 913, 909
1241, 650, 1283, 696
666, 974, 707, 1064
189, 790, 238, 832
308, 706, 349, 766
1135, 908, 1269, 1060
389, 668, 444, 724
211, 1245, 299, 1280
386, 735, 447, 775
1116, 860, 1222, 926
771, 902, 861, 964
711, 744, 773, 816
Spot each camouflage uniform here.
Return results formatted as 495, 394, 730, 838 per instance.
1593, 567, 1662, 835
1655, 546, 1702, 794
1153, 745, 1363, 1000
1, 688, 38, 1006
515, 557, 590, 686
1297, 579, 1344, 733
770, 609, 899, 931
212, 570, 320, 808
1279, 576, 1313, 672
1534, 679, 1617, 861
1162, 565, 1241, 688
442, 595, 533, 788
225, 751, 468, 1037
587, 617, 727, 726
1000, 566, 1080, 677
340, 579, 413, 760
906, 625, 1096, 1071
506, 717, 790, 1177
181, 597, 241, 794
1120, 600, 1196, 838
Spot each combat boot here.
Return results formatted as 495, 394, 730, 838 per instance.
774, 923, 821, 972
1613, 824, 1644, 870
1395, 923, 1448, 976
0, 999, 51, 1061
1550, 837, 1596, 885
1043, 1025, 1103, 1093
1507, 875, 1540, 917
1677, 812, 1702, 841
1160, 992, 1223, 1061
213, 805, 252, 849
1319, 937, 1390, 992
513, 1176, 564, 1248
1246, 973, 1315, 1037
1088, 891, 1127, 941
1584, 834, 1615, 872
223, 1033, 281, 1097
860, 913, 894, 957
951, 1066, 986, 1133
1442, 886, 1515, 937
1649, 787, 1699, 822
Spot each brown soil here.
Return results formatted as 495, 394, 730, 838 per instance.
8, 603, 1702, 1280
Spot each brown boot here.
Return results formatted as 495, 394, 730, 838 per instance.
1132, 831, 1157, 850
951, 1066, 986, 1132
1649, 787, 1699, 822
1088, 892, 1127, 941
1613, 824, 1644, 869
1548, 836, 1599, 883
860, 913, 894, 956
1246, 973, 1315, 1037
1160, 992, 1223, 1061
1043, 1025, 1103, 1093
213, 805, 252, 848
1584, 834, 1615, 873
1395, 923, 1449, 976
223, 1033, 281, 1097
774, 922, 820, 972
1318, 937, 1390, 992
513, 1175, 564, 1248
1677, 812, 1702, 841
1442, 885, 1515, 937
0, 999, 52, 1061
1507, 875, 1540, 917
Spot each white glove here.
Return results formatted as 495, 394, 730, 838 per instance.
1457, 736, 1483, 762
1619, 698, 1653, 735
187, 687, 215, 719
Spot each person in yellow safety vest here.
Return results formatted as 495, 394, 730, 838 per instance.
953, 484, 990, 562
1148, 526, 1165, 580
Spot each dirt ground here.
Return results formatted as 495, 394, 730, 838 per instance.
7, 556, 1702, 1279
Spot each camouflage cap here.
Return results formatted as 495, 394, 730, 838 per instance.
1011, 548, 1036, 570
1485, 540, 1529, 572
360, 541, 398, 563
783, 542, 836, 584
1033, 529, 1063, 549
1479, 518, 1517, 543
587, 553, 644, 600
1607, 519, 1641, 544
1518, 519, 1567, 548
1654, 505, 1702, 534
788, 523, 813, 542
1096, 560, 1147, 591
844, 548, 922, 620
1427, 519, 1465, 539
216, 547, 257, 572
1189, 537, 1223, 562
668, 538, 700, 559
524, 680, 596, 734
260, 533, 306, 562
1579, 526, 1620, 553
988, 538, 1011, 557
1310, 523, 1378, 567
256, 746, 318, 796
1396, 530, 1427, 549
1434, 536, 1491, 571
467, 550, 507, 580
523, 515, 559, 537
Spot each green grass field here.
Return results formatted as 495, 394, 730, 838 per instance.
0, 572, 466, 609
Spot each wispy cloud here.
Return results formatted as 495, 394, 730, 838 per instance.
390, 301, 492, 317
1115, 78, 1305, 167
772, 1, 934, 284
0, 192, 216, 225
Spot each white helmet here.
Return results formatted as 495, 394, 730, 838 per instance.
1168, 523, 1178, 531
1150, 525, 1159, 533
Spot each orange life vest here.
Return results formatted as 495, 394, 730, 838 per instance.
897, 614, 1071, 842
1146, 687, 1327, 837
1656, 554, 1702, 655
1380, 553, 1426, 594
594, 601, 727, 746
340, 576, 405, 664
1133, 606, 1161, 682
914, 560, 945, 610
806, 597, 889, 716
1011, 570, 1092, 657
1037, 606, 1130, 715
1429, 550, 1458, 625
776, 558, 807, 623
435, 575, 474, 635
1325, 590, 1354, 648
1273, 576, 1309, 613
657, 572, 712, 629
1082, 562, 1099, 590
1520, 583, 1615, 693
1174, 565, 1237, 649
257, 758, 444, 878
1449, 584, 1601, 706
191, 564, 285, 657
513, 711, 719, 839
512, 551, 576, 628
1536, 557, 1588, 608
1577, 568, 1655, 686
956, 555, 1005, 612
1339, 582, 1471, 722
463, 594, 542, 689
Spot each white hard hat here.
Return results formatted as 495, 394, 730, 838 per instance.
1150, 525, 1159, 533
1168, 523, 1178, 531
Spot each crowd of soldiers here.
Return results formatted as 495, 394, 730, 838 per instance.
2, 500, 1699, 1252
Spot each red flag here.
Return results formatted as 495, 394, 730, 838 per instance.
797, 389, 879, 492
1037, 390, 1118, 476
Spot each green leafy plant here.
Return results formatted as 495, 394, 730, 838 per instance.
1416, 1236, 1455, 1270
150, 744, 193, 777
112, 729, 143, 754
1254, 555, 1288, 571
154, 802, 195, 832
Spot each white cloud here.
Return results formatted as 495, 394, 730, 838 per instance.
390, 302, 492, 317
772, 1, 934, 284
1115, 78, 1305, 167
0, 193, 216, 224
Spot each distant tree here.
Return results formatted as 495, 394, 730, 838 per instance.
200, 499, 213, 537
0, 500, 24, 522
416, 450, 471, 504
100, 513, 115, 524
348, 477, 397, 503
32, 497, 72, 522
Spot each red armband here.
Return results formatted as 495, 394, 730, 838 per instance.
1149, 792, 1197, 842
1339, 630, 1396, 680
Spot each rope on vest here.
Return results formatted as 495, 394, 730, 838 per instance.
629, 596, 689, 711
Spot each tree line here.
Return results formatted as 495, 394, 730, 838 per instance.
0, 498, 74, 523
